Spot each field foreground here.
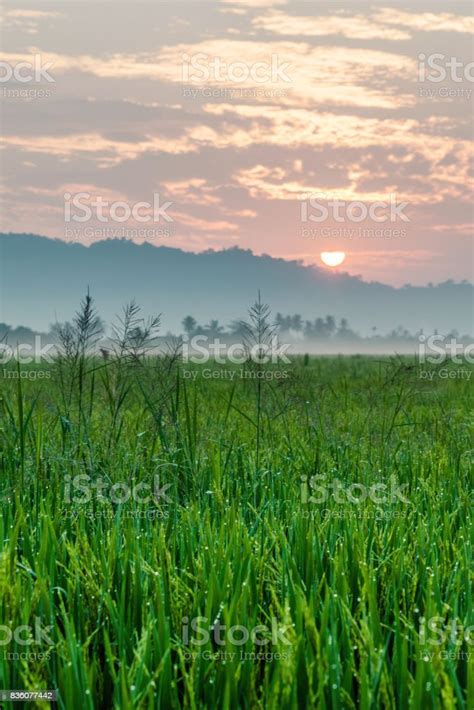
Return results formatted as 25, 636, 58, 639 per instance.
0, 354, 472, 709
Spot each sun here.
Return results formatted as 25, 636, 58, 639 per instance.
320, 251, 346, 267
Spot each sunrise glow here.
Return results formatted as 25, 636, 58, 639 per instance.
320, 251, 346, 267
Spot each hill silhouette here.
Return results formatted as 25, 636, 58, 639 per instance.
0, 234, 472, 335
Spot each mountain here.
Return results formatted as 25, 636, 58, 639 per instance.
0, 234, 472, 335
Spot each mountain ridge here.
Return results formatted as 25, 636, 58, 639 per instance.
1, 233, 472, 334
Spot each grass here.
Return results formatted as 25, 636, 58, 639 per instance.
0, 337, 472, 708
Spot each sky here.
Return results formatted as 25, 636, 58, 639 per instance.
0, 0, 473, 286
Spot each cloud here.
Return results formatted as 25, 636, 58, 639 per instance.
158, 40, 415, 109
431, 223, 473, 235
253, 11, 412, 41
0, 3, 471, 285
0, 132, 198, 166
5, 10, 62, 19
6, 96, 470, 206
192, 106, 472, 204
1, 10, 62, 36
232, 163, 419, 202
161, 179, 222, 206
221, 0, 287, 7
201, 103, 464, 159
254, 8, 474, 41
0, 41, 414, 110
174, 212, 239, 232
375, 8, 474, 34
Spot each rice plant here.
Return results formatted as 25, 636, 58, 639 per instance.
0, 296, 471, 709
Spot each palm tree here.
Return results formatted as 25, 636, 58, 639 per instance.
228, 319, 246, 337
314, 318, 325, 337
338, 318, 349, 336
182, 316, 197, 336
291, 314, 303, 331
204, 319, 224, 336
275, 313, 285, 330
325, 315, 336, 336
